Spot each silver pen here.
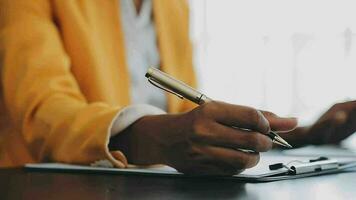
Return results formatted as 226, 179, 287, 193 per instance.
145, 67, 292, 148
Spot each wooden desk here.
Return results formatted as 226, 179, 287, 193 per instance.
0, 168, 354, 200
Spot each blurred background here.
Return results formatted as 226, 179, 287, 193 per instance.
189, 0, 356, 127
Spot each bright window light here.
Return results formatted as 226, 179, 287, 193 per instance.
190, 0, 356, 125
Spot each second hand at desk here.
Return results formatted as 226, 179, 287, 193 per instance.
145, 67, 292, 149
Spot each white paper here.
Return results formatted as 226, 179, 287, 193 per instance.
26, 149, 356, 181
25, 152, 319, 179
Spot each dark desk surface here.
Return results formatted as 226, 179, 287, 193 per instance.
0, 168, 355, 200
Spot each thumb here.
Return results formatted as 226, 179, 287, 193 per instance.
261, 111, 298, 132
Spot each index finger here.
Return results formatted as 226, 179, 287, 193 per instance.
203, 101, 270, 134
261, 111, 298, 132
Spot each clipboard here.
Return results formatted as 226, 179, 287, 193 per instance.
25, 154, 356, 182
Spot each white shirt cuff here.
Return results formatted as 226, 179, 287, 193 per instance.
109, 104, 166, 137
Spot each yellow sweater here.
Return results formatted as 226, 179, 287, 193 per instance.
0, 0, 196, 167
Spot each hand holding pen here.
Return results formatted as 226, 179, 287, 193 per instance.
146, 67, 296, 149
110, 67, 297, 176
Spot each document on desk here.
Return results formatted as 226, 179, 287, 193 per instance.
25, 155, 289, 178
25, 151, 356, 182
25, 155, 288, 180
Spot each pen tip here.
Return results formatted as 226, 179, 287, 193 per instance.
274, 136, 293, 148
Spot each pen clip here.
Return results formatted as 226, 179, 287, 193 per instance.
147, 77, 184, 99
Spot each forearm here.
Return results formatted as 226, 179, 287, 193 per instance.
109, 114, 183, 165
108, 105, 167, 165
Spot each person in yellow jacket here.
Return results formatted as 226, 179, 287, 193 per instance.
0, 0, 352, 175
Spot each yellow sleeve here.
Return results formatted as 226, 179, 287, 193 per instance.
0, 0, 127, 167
180, 0, 198, 113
